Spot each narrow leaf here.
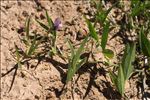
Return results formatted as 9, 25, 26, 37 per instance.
15, 44, 22, 68
139, 27, 150, 57
66, 60, 75, 83
27, 35, 37, 56
68, 39, 75, 59
22, 38, 29, 46
73, 36, 88, 66
131, 1, 144, 17
76, 57, 87, 71
84, 16, 99, 42
36, 19, 49, 31
46, 10, 53, 28
27, 35, 43, 56
15, 44, 20, 61
66, 37, 88, 83
122, 43, 136, 80
101, 21, 110, 50
25, 17, 30, 40
109, 71, 117, 86
97, 2, 117, 24
117, 66, 125, 96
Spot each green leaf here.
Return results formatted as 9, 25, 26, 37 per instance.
25, 17, 30, 40
27, 35, 43, 56
131, 0, 140, 6
122, 43, 136, 80
45, 11, 56, 38
103, 49, 114, 59
76, 57, 87, 71
84, 16, 99, 42
109, 43, 135, 96
36, 19, 49, 31
73, 36, 88, 66
15, 44, 21, 61
109, 71, 117, 86
46, 10, 53, 29
14, 44, 22, 68
131, 1, 145, 17
66, 60, 75, 83
96, 2, 117, 24
110, 66, 125, 96
27, 35, 37, 56
22, 38, 29, 46
101, 21, 110, 50
66, 36, 88, 83
139, 27, 150, 57
91, 0, 102, 11
67, 39, 75, 59
117, 66, 125, 96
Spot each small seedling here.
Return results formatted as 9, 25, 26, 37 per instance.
66, 36, 88, 83
21, 17, 44, 58
14, 44, 22, 68
84, 16, 114, 59
139, 27, 150, 57
110, 43, 136, 96
36, 11, 62, 57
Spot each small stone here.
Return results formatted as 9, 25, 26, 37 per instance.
22, 11, 28, 17
40, 13, 45, 20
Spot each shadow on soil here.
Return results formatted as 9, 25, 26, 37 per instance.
76, 61, 121, 99
1, 52, 121, 99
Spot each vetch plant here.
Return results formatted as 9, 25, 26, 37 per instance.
4, 1, 150, 98
36, 10, 62, 57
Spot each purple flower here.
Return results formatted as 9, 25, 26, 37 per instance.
54, 18, 62, 30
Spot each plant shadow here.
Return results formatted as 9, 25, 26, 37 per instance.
1, 63, 18, 92
76, 62, 121, 99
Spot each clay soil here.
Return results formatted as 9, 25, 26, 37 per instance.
1, 0, 149, 100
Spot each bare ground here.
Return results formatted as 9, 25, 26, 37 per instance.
1, 0, 147, 100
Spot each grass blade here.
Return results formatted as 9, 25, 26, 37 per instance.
109, 71, 117, 86
15, 44, 21, 61
131, 1, 145, 17
73, 36, 88, 65
22, 38, 29, 46
45, 11, 56, 38
15, 44, 22, 68
27, 35, 43, 56
68, 39, 75, 59
66, 60, 75, 83
25, 17, 30, 40
84, 16, 99, 42
66, 36, 88, 83
117, 66, 125, 96
122, 43, 136, 80
46, 10, 53, 29
36, 19, 49, 31
96, 2, 118, 24
27, 35, 37, 56
101, 21, 110, 50
76, 57, 87, 71
139, 27, 150, 57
